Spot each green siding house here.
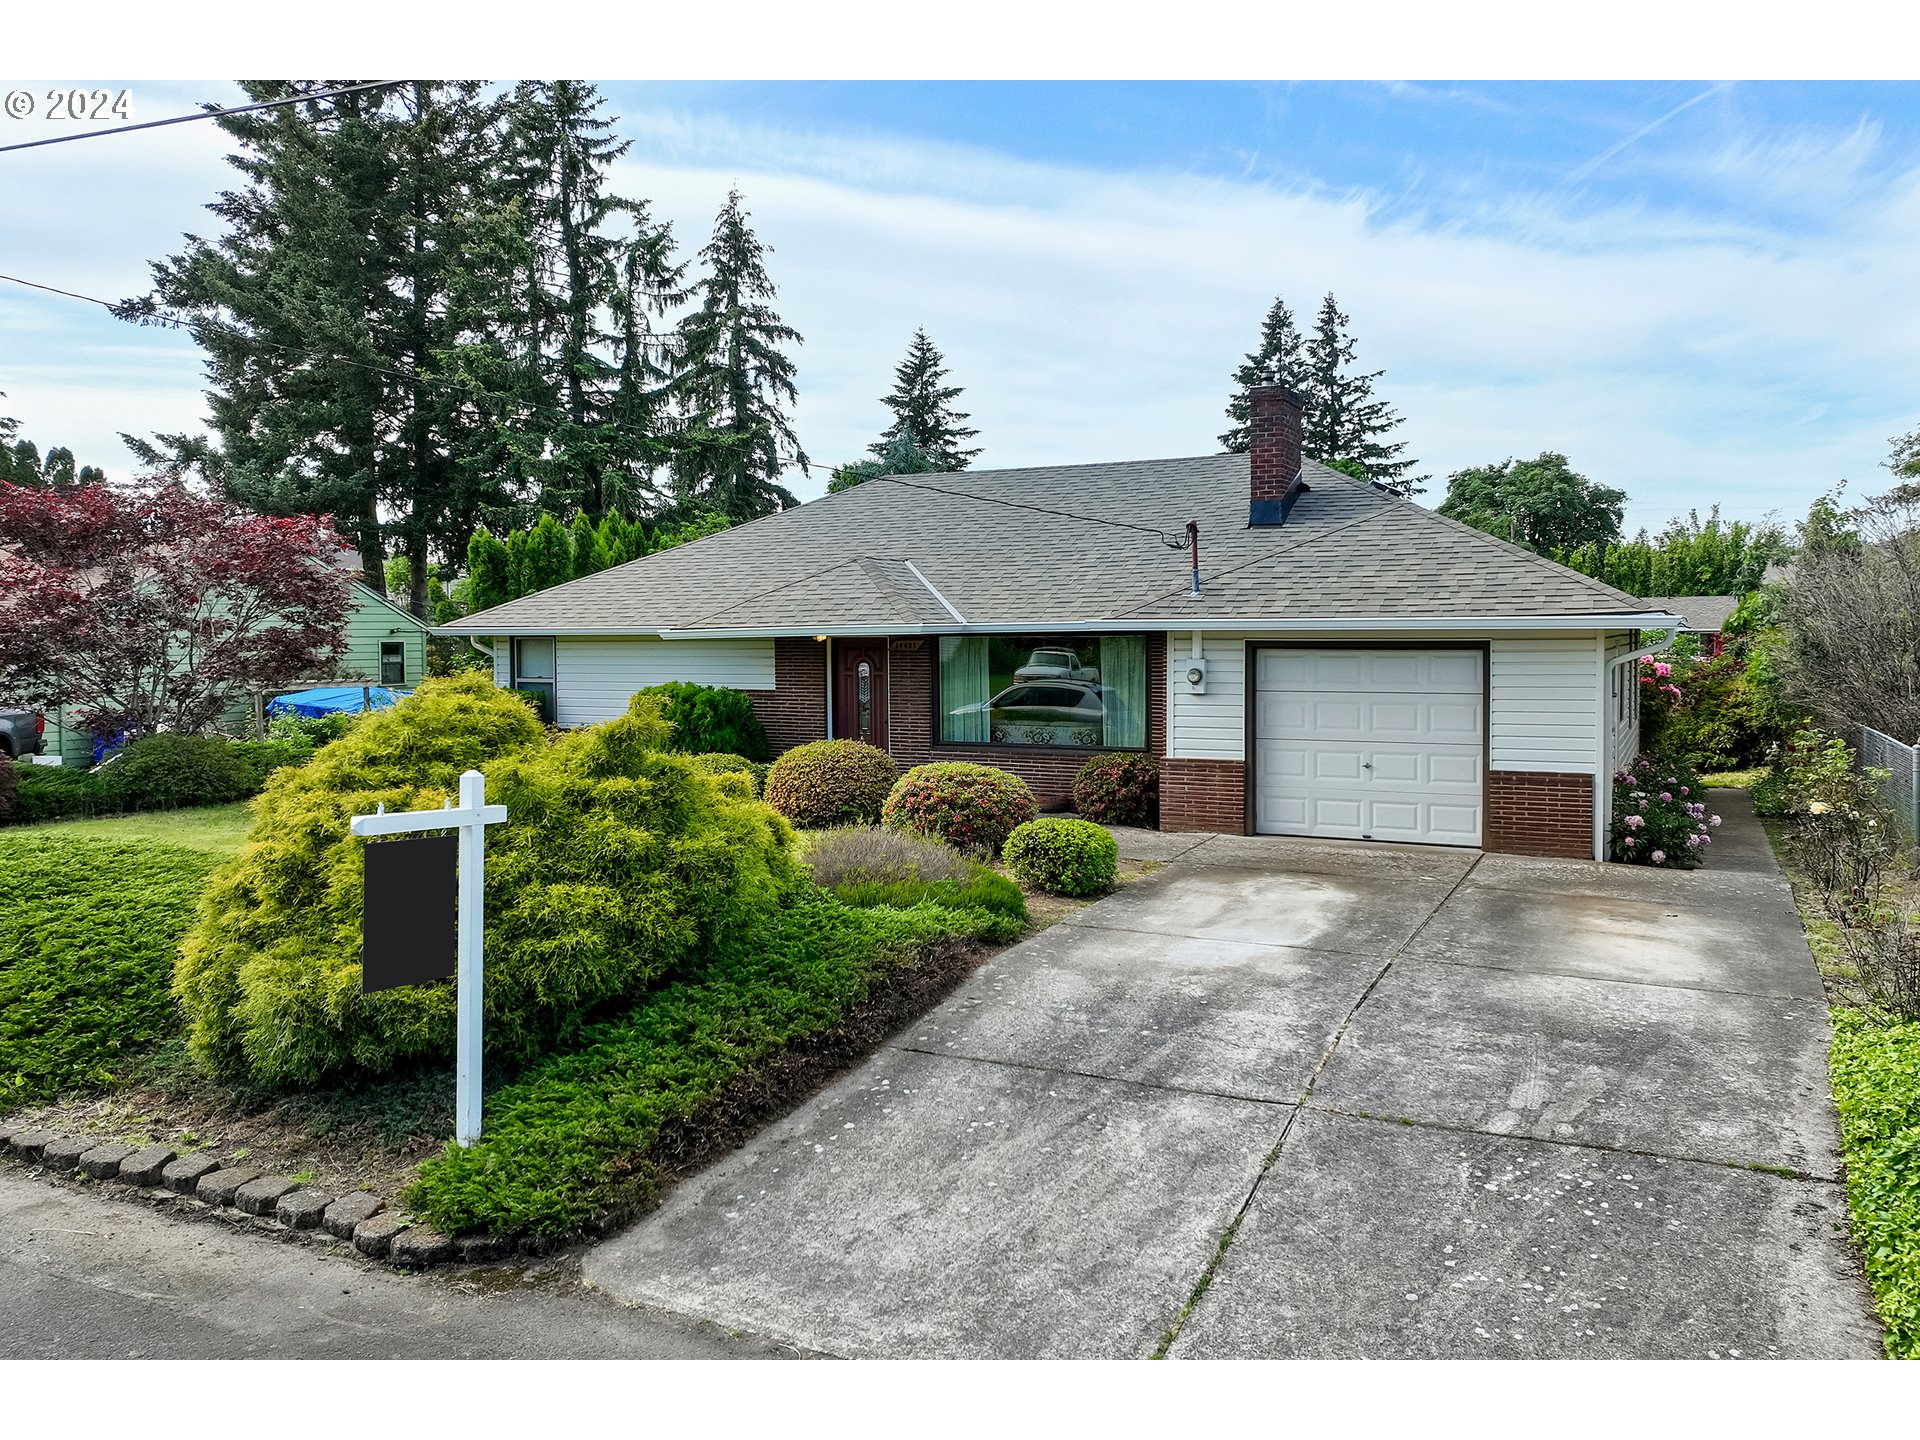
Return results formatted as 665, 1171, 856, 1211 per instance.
42, 569, 430, 765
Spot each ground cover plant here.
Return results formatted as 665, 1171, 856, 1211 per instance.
802, 825, 1026, 941
0, 834, 222, 1112
1003, 816, 1118, 896
1607, 755, 1720, 867
764, 738, 897, 827
881, 761, 1036, 856
176, 673, 797, 1086
407, 893, 996, 1237
1828, 1010, 1920, 1357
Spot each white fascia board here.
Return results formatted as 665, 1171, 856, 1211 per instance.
434, 612, 1682, 640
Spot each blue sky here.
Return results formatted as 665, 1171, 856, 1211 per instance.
2, 79, 1917, 536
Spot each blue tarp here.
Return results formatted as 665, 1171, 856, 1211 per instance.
267, 685, 409, 719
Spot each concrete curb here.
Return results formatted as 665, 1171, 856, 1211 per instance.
0, 1121, 518, 1273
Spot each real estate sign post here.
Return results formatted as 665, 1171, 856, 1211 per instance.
351, 769, 508, 1146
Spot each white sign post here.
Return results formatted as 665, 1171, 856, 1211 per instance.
350, 769, 507, 1146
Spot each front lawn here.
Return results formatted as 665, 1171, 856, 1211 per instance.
12, 801, 256, 855
0, 834, 223, 1113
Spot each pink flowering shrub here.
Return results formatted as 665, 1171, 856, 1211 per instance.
882, 762, 1037, 858
1609, 755, 1719, 868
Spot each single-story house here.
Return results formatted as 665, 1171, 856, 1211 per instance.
40, 553, 430, 764
1638, 594, 1740, 655
438, 381, 1679, 860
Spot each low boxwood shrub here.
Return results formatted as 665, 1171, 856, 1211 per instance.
765, 739, 898, 828
405, 894, 994, 1237
1830, 1008, 1920, 1358
1073, 753, 1160, 828
1607, 755, 1720, 867
11, 764, 123, 823
1003, 816, 1118, 896
109, 733, 254, 809
175, 673, 800, 1086
881, 762, 1036, 857
640, 681, 770, 762
1, 834, 223, 1112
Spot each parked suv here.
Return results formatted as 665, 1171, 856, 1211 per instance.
0, 706, 46, 759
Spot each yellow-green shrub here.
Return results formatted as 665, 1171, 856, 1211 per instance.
174, 673, 799, 1085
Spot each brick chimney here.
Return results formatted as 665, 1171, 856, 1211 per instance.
1247, 372, 1305, 527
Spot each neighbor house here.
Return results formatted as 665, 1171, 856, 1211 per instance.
41, 552, 430, 764
1638, 594, 1741, 655
438, 381, 1678, 860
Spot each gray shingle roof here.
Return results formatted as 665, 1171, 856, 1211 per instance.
1639, 595, 1740, 633
441, 456, 1656, 635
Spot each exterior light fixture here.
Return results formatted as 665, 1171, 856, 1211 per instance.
814, 634, 827, 642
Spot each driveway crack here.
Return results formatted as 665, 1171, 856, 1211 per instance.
1150, 851, 1486, 1358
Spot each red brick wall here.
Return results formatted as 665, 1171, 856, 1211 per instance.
1249, 384, 1304, 500
883, 633, 1167, 810
748, 637, 828, 755
1160, 758, 1248, 834
1485, 769, 1595, 859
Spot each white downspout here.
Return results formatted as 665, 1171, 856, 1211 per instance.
1593, 635, 1609, 862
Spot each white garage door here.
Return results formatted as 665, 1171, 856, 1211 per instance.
1253, 648, 1484, 846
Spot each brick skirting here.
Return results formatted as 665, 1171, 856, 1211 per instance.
1160, 757, 1248, 834
748, 637, 828, 755
1485, 769, 1595, 859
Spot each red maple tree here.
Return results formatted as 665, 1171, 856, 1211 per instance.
0, 481, 353, 739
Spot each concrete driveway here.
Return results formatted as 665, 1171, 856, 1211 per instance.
583, 792, 1881, 1358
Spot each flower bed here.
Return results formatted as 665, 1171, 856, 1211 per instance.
1608, 755, 1720, 867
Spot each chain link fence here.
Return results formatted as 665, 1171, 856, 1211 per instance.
1860, 724, 1920, 843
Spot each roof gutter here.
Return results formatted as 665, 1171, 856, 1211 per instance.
433, 612, 1682, 641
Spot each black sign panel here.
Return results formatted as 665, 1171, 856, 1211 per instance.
362, 834, 457, 993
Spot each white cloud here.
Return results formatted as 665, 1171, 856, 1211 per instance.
4, 87, 1916, 541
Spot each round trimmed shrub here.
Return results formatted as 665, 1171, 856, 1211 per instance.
764, 739, 898, 828
1072, 753, 1160, 828
882, 762, 1036, 857
1003, 816, 1118, 896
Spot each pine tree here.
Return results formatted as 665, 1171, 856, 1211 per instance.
1300, 294, 1421, 496
671, 190, 805, 522
1220, 297, 1306, 453
869, 329, 978, 470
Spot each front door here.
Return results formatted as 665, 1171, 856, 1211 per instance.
833, 641, 888, 749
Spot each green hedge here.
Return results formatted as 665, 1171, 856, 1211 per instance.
4, 735, 313, 825
1831, 1008, 1920, 1358
0, 834, 222, 1112
639, 681, 770, 761
406, 894, 990, 1236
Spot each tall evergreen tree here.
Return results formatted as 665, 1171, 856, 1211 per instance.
1, 401, 107, 488
521, 511, 574, 593
465, 527, 513, 613
671, 190, 805, 522
1220, 297, 1306, 453
1300, 293, 1421, 495
568, 509, 602, 579
869, 329, 978, 470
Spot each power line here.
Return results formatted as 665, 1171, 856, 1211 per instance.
0, 82, 409, 156
866, 475, 1190, 549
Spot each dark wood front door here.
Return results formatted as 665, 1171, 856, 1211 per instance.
833, 641, 888, 749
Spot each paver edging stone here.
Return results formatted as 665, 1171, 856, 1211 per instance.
1, 1128, 516, 1273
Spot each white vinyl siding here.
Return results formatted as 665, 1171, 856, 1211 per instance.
1166, 634, 1249, 760
492, 639, 511, 688
1487, 637, 1601, 772
549, 637, 776, 728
